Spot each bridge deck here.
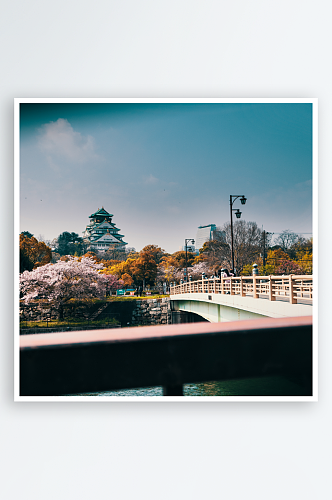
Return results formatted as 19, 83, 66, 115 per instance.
171, 275, 313, 304
170, 275, 313, 321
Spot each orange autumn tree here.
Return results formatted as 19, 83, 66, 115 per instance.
121, 273, 134, 287
162, 250, 196, 270
20, 234, 52, 272
131, 250, 158, 289
102, 258, 137, 286
141, 244, 167, 264
265, 249, 297, 275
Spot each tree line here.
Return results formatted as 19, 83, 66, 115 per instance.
20, 222, 312, 293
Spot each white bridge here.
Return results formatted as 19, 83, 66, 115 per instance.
170, 275, 313, 322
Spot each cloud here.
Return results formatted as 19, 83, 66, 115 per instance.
295, 179, 312, 189
144, 174, 158, 184
38, 118, 99, 163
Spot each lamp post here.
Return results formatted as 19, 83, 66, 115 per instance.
230, 195, 247, 274
184, 238, 195, 283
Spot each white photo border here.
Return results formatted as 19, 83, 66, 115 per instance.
14, 97, 318, 403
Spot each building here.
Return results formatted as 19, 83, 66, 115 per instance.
179, 244, 199, 255
196, 224, 226, 249
83, 207, 127, 253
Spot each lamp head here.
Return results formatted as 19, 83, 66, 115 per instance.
235, 209, 242, 219
240, 195, 247, 205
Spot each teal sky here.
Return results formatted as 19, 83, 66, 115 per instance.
20, 102, 313, 253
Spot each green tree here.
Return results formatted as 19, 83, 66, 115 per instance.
55, 232, 86, 256
21, 231, 34, 238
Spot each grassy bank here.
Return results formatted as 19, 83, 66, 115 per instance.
20, 316, 120, 330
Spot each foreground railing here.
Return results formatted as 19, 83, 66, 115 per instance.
170, 275, 313, 305
20, 316, 312, 396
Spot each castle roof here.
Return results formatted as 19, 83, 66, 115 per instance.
91, 221, 116, 229
89, 207, 113, 218
91, 233, 127, 245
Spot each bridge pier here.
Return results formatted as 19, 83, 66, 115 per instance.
171, 310, 208, 324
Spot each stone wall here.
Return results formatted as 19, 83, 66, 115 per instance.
20, 301, 104, 322
131, 298, 171, 326
20, 297, 172, 327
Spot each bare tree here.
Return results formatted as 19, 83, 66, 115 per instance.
222, 220, 262, 274
199, 240, 230, 273
274, 230, 299, 252
103, 244, 127, 261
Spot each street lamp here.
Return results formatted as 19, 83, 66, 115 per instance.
184, 238, 195, 283
230, 195, 247, 274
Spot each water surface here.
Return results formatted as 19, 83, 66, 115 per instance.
75, 376, 307, 397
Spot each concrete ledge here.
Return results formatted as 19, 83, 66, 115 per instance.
171, 293, 312, 322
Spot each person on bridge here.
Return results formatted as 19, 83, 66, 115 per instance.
221, 268, 232, 278
221, 268, 233, 294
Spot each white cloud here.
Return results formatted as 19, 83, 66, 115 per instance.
144, 174, 158, 184
295, 179, 312, 189
38, 118, 99, 163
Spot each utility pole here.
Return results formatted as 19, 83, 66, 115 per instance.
262, 230, 273, 270
184, 238, 195, 283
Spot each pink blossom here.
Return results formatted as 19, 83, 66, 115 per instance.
20, 256, 122, 306
174, 262, 213, 282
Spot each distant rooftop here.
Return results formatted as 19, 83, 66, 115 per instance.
198, 224, 216, 229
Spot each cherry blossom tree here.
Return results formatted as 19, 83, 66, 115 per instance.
156, 262, 178, 285
20, 256, 123, 318
275, 260, 305, 275
102, 272, 125, 295
174, 262, 213, 282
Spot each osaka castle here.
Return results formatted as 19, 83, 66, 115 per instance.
83, 207, 127, 252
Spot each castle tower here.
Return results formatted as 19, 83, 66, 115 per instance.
83, 207, 127, 252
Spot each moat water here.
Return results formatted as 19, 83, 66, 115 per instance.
75, 376, 307, 397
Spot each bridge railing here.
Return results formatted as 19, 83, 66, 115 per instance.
170, 275, 313, 304
19, 316, 313, 397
